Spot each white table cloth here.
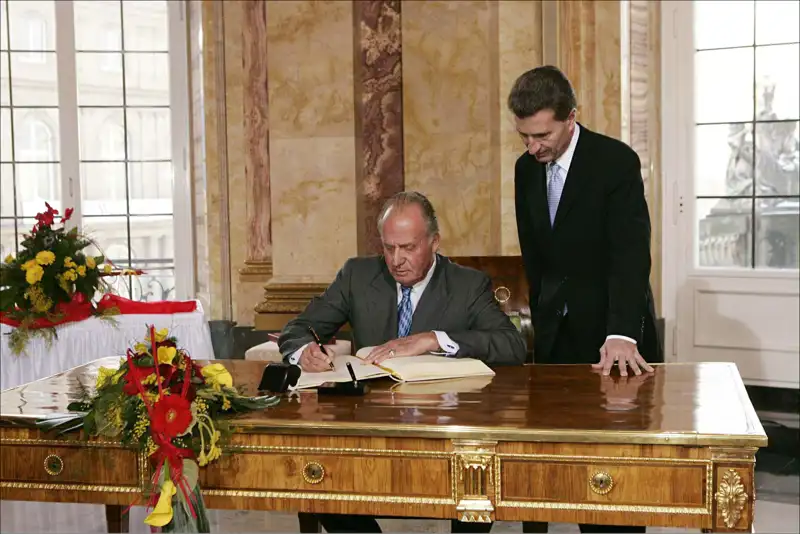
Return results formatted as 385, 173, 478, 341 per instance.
1, 300, 215, 391
0, 301, 215, 533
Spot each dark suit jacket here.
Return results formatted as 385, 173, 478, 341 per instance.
278, 255, 527, 366
514, 124, 663, 364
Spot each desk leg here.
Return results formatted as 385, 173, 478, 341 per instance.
105, 504, 129, 533
298, 512, 321, 533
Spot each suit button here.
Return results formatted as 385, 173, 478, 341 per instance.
556, 310, 562, 317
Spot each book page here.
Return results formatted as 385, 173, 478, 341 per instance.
293, 355, 390, 390
354, 348, 495, 383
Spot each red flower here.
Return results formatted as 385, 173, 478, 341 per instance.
60, 207, 74, 223
150, 395, 192, 438
170, 382, 196, 401
122, 366, 154, 396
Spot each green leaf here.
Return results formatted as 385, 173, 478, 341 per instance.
182, 459, 199, 489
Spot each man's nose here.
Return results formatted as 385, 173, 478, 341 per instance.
527, 140, 540, 155
392, 249, 404, 265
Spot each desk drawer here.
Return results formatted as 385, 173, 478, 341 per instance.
201, 451, 453, 499
0, 444, 140, 487
499, 457, 709, 508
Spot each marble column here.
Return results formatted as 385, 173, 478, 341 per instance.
353, 1, 405, 256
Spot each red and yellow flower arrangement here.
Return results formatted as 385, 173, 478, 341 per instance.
46, 325, 280, 532
0, 202, 142, 354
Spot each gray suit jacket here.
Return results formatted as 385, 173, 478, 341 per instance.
278, 255, 526, 366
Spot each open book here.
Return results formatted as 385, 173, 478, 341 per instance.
293, 347, 495, 390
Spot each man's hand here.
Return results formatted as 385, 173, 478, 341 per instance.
299, 343, 333, 372
363, 332, 440, 364
592, 338, 654, 376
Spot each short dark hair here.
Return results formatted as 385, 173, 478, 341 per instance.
507, 65, 577, 121
377, 191, 439, 237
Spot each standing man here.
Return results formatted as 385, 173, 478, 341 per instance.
509, 66, 662, 532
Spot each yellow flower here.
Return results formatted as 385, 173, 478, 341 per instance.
4, 254, 13, 264
144, 479, 176, 527
76, 265, 87, 277
157, 346, 177, 365
96, 367, 116, 389
63, 256, 77, 269
63, 269, 78, 282
201, 363, 233, 389
103, 264, 112, 274
56, 274, 71, 293
25, 265, 44, 285
147, 328, 169, 343
21, 259, 37, 271
86, 256, 96, 269
134, 342, 149, 354
35, 250, 55, 265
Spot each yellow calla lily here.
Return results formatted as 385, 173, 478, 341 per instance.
201, 363, 233, 389
157, 346, 177, 365
143, 479, 177, 527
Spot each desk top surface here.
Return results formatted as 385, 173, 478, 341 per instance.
0, 358, 766, 447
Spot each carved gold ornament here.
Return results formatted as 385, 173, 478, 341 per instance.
714, 469, 748, 528
302, 462, 325, 484
43, 454, 64, 476
589, 471, 614, 495
493, 287, 511, 305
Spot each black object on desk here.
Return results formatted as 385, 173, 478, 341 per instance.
308, 326, 335, 371
318, 361, 369, 396
258, 362, 302, 394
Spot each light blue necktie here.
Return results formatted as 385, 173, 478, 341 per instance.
397, 286, 413, 338
547, 162, 564, 227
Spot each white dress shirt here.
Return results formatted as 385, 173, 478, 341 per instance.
289, 257, 459, 365
549, 124, 636, 346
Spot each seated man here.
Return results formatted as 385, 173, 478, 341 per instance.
278, 191, 526, 533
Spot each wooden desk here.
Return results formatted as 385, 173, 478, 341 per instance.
0, 360, 766, 532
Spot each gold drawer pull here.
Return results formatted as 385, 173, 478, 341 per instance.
589, 471, 614, 495
302, 462, 325, 484
44, 454, 64, 476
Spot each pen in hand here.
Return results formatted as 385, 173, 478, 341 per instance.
307, 326, 335, 370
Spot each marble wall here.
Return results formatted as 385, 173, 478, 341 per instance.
188, 0, 663, 325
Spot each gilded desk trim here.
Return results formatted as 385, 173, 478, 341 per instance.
494, 453, 715, 516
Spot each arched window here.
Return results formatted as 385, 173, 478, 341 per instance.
99, 121, 126, 161
18, 13, 47, 63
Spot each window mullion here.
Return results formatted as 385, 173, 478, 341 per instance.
54, 0, 80, 230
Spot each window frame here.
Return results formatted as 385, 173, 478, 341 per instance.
661, 0, 799, 283
2, 0, 194, 301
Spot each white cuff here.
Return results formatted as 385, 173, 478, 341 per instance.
433, 331, 459, 356
288, 343, 308, 365
606, 335, 637, 345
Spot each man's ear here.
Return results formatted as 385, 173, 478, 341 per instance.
430, 233, 441, 254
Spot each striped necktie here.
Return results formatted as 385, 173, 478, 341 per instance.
397, 286, 413, 337
547, 162, 564, 227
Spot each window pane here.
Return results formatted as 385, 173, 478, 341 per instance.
129, 214, 174, 300
7, 0, 55, 51
79, 107, 124, 160
0, 52, 8, 105
0, 218, 17, 257
82, 215, 129, 262
9, 51, 58, 106
74, 0, 122, 52
134, 268, 175, 301
0, 0, 8, 51
697, 197, 753, 268
756, 121, 800, 196
0, 163, 14, 217
126, 108, 170, 160
1, 107, 11, 162
694, 0, 754, 50
756, 1, 800, 46
695, 48, 754, 124
77, 53, 123, 106
756, 197, 799, 269
80, 162, 127, 215
13, 108, 59, 162
756, 44, 800, 121
124, 53, 169, 106
128, 161, 172, 213
15, 162, 60, 216
122, 0, 168, 52
696, 123, 753, 197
